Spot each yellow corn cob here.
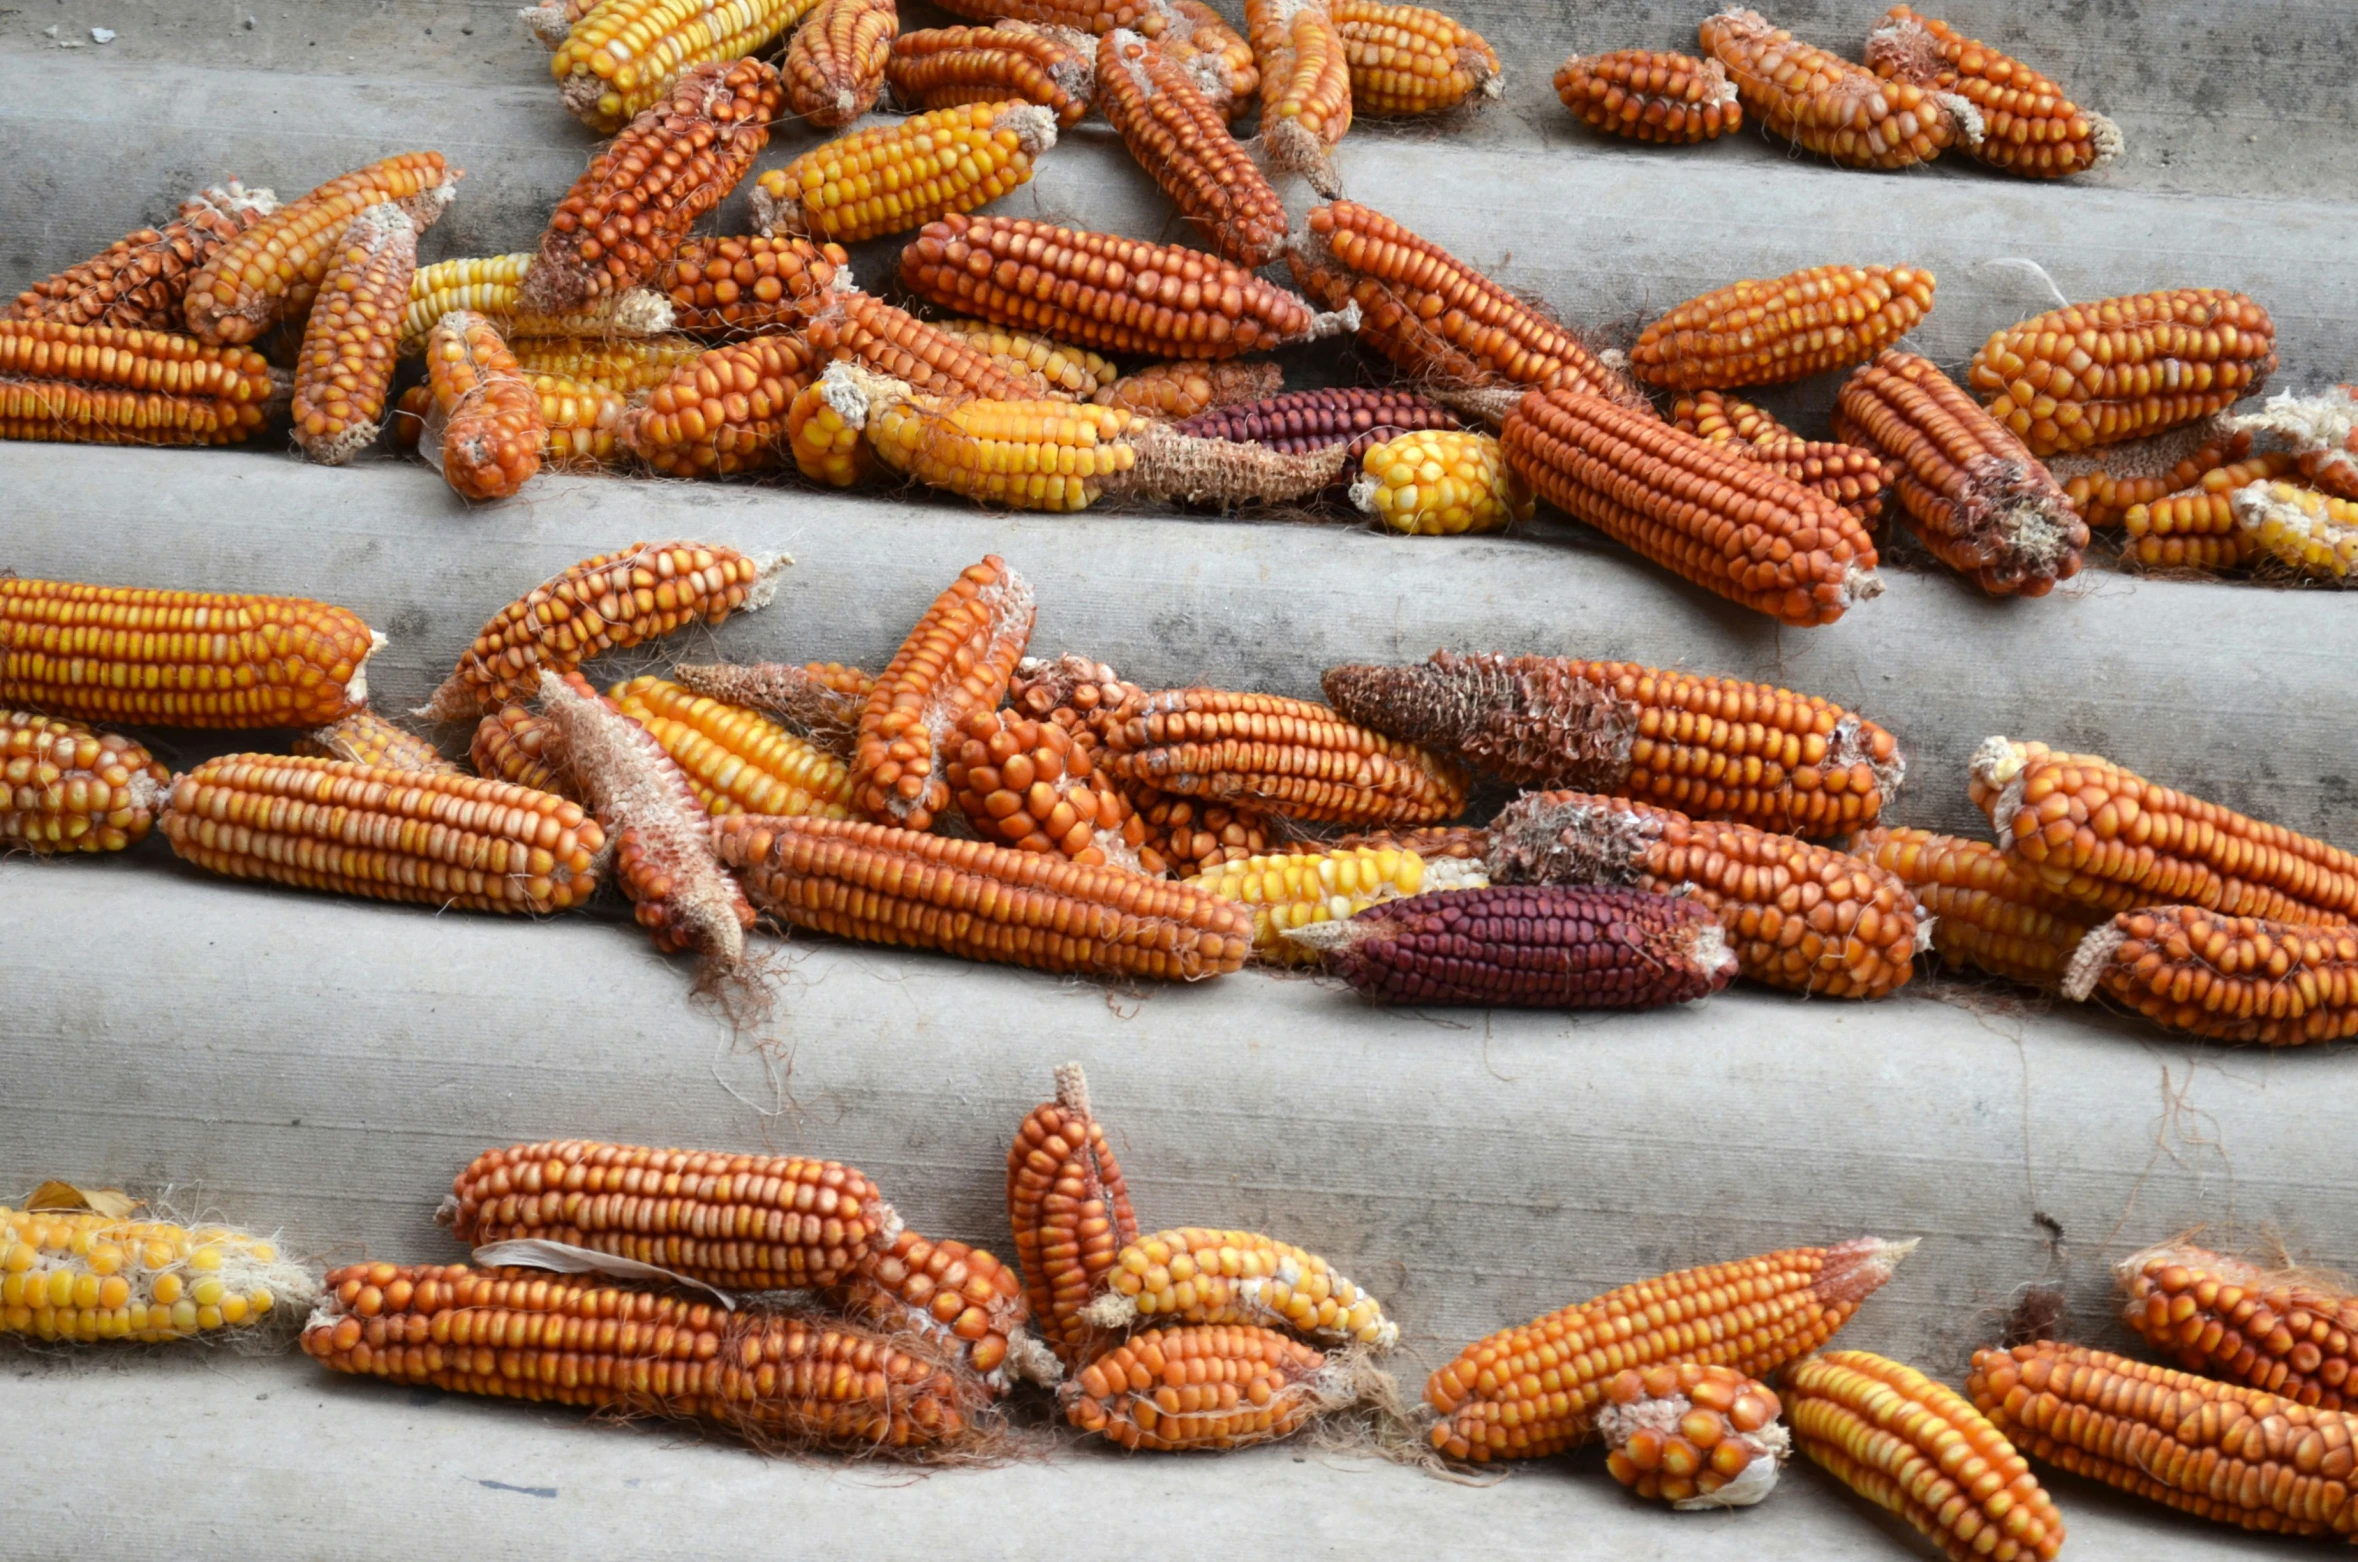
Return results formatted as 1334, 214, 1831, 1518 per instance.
1631, 264, 1935, 391
1086, 1227, 1397, 1346
1, 1201, 316, 1342
1095, 29, 1287, 267
469, 704, 577, 798
2062, 906, 2358, 1046
2117, 1242, 2358, 1411
786, 377, 875, 486
1188, 844, 1485, 960
291, 204, 417, 465
608, 675, 854, 819
1062, 1323, 1334, 1450
887, 21, 1097, 128
2235, 479, 2358, 581
4, 181, 277, 332
785, 0, 899, 126
1, 576, 378, 729
1329, 0, 1498, 116
754, 102, 1056, 245
423, 312, 546, 500
1350, 427, 1533, 535
1788, 1350, 2065, 1562
1555, 49, 1739, 143
509, 335, 703, 395
1093, 360, 1284, 423
663, 234, 845, 338
854, 555, 1036, 831
293, 710, 456, 774
619, 334, 819, 477
0, 319, 279, 447
1247, 0, 1351, 195
1, 710, 170, 853
553, 0, 817, 132
2117, 456, 2295, 572
400, 254, 678, 356
1867, 5, 2120, 178
1698, 7, 1959, 170
1148, 0, 1258, 116
1849, 826, 2096, 989
933, 317, 1118, 397
1007, 1063, 1138, 1367
1600, 1363, 1789, 1509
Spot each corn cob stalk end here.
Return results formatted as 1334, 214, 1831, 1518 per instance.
2058, 921, 2124, 1003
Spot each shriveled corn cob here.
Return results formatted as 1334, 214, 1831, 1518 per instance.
2119, 1243, 2358, 1409
1672, 389, 1891, 524
854, 555, 1035, 831
1849, 827, 2095, 988
785, 0, 899, 126
1972, 737, 2358, 924
392, 375, 628, 469
1323, 652, 1903, 836
1427, 1237, 1916, 1461
161, 754, 606, 913
0, 320, 279, 446
663, 234, 844, 338
2062, 906, 2358, 1045
618, 334, 817, 477
1188, 844, 1486, 961
1288, 883, 1737, 1007
1698, 8, 1959, 171
2231, 386, 2358, 501
610, 674, 853, 818
5, 182, 276, 331
1490, 790, 1924, 998
716, 814, 1254, 976
1329, 0, 1497, 117
1101, 686, 1470, 827
2118, 458, 2296, 572
902, 215, 1351, 360
931, 0, 1155, 34
2048, 419, 2253, 529
184, 152, 455, 345
755, 103, 1057, 246
2236, 479, 2358, 582
1009, 652, 1141, 745
1350, 427, 1532, 535
1096, 29, 1287, 267
1600, 1364, 1789, 1509
672, 660, 874, 755
786, 377, 876, 486
1085, 1227, 1395, 1347
1247, 0, 1351, 195
1008, 1063, 1138, 1366
400, 256, 680, 356
1134, 790, 1272, 877
1555, 50, 1739, 143
1287, 202, 1644, 409
470, 704, 577, 798
1868, 5, 2119, 178
521, 59, 780, 316
1631, 264, 1934, 392
1064, 1323, 1331, 1449
1837, 350, 2084, 596
509, 335, 704, 395
1, 576, 378, 729
1503, 386, 1882, 625
806, 286, 1046, 401
830, 1230, 1037, 1389
1, 710, 169, 853
422, 312, 546, 500
444, 1137, 897, 1289
291, 204, 416, 465
888, 22, 1096, 127
1969, 1340, 2358, 1540
1968, 290, 2277, 457
1, 1202, 315, 1342
293, 710, 454, 774
1094, 359, 1284, 423
304, 1263, 990, 1452
934, 318, 1117, 398
552, 0, 813, 132
1177, 388, 1463, 465
422, 540, 780, 719
946, 708, 1143, 865
1148, 0, 1258, 116
1789, 1350, 2064, 1562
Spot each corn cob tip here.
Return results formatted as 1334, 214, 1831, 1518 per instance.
1052, 1060, 1093, 1117
994, 100, 1061, 153
517, 2, 569, 47
1821, 1235, 1920, 1302
2059, 922, 2127, 1002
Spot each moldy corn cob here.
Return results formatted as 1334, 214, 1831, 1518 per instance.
2231, 385, 2358, 501
421, 311, 546, 500
2062, 906, 2358, 1046
1187, 843, 1487, 961
1247, 0, 1351, 195
1599, 1364, 1789, 1508
830, 1229, 1043, 1390
2236, 479, 2358, 581
399, 253, 678, 357
671, 660, 874, 756
294, 710, 456, 775
1148, 0, 1258, 116
1084, 1227, 1396, 1346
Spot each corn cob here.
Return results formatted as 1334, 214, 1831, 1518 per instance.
901, 215, 1352, 360
1009, 652, 1141, 743
1094, 359, 1284, 423
1189, 843, 1487, 961
1, 577, 378, 729
931, 0, 1155, 34
1970, 1340, 2358, 1539
1008, 1063, 1137, 1367
1848, 827, 2095, 988
1349, 427, 1532, 535
785, 0, 900, 126
2236, 479, 2358, 582
2118, 457, 2297, 572
290, 204, 416, 466
1247, 0, 1351, 195
1972, 737, 2358, 924
1, 710, 170, 853
2048, 419, 2255, 529
444, 1138, 896, 1289
1064, 1323, 1332, 1449
756, 103, 1057, 247
1428, 1237, 1915, 1461
161, 754, 605, 913
1328, 0, 1496, 117
1096, 30, 1287, 267
618, 334, 817, 477
1100, 686, 1470, 827
607, 675, 853, 825
399, 254, 680, 356
1789, 1351, 2064, 1562
470, 704, 578, 798
509, 335, 704, 395
522, 59, 780, 316
1, 1201, 316, 1342
889, 23, 1096, 127
1867, 5, 2119, 178
1554, 50, 1739, 143
553, 0, 814, 132
2063, 906, 2358, 1045
2119, 1243, 2358, 1409
184, 152, 455, 344
1491, 790, 1923, 998
0, 320, 279, 447
423, 541, 780, 720
1968, 290, 2277, 457
1600, 1363, 1789, 1509
829, 1230, 1038, 1389
1632, 264, 1934, 392
518, 0, 598, 48
1671, 389, 1891, 525
5, 182, 277, 331
1134, 790, 1272, 877
853, 555, 1034, 831
934, 318, 1118, 398
1182, 391, 1466, 476
1082, 1226, 1395, 1347
393, 373, 630, 469
293, 709, 455, 774
672, 661, 874, 756
1286, 203, 1645, 410
420, 312, 546, 501
946, 708, 1144, 865
1148, 0, 1258, 116
2231, 386, 2358, 501
303, 1263, 991, 1452
806, 286, 1046, 402
1333, 823, 1487, 858
1698, 8, 1960, 170
662, 234, 844, 339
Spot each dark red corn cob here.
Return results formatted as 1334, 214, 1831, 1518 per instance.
1174, 386, 1469, 461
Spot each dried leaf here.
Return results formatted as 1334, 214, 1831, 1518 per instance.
24, 1181, 139, 1217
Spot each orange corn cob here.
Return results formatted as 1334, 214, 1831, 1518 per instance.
293, 709, 455, 774
946, 708, 1143, 865
1970, 1340, 2358, 1540
1698, 7, 1959, 170
2118, 456, 2296, 572
1329, 0, 1497, 117
0, 320, 279, 447
609, 675, 853, 819
1849, 827, 2096, 988
1671, 389, 1890, 525
1063, 1324, 1333, 1449
1, 576, 377, 729
756, 102, 1057, 246
551, 0, 815, 132
671, 660, 874, 755
160, 755, 606, 913
1789, 1350, 2064, 1562
933, 317, 1118, 397
1427, 1238, 1915, 1461
1867, 5, 2119, 178
618, 334, 818, 477
2231, 386, 2358, 502
5, 182, 276, 331
469, 704, 577, 798
422, 312, 545, 501
1349, 427, 1533, 535
0, 710, 169, 853
2047, 420, 2253, 529
1147, 0, 1258, 116
1490, 790, 1924, 998
662, 234, 846, 338
1600, 1364, 1789, 1509
829, 1230, 1037, 1389
1007, 1063, 1138, 1367
1246, 0, 1351, 195
1502, 386, 1882, 626
1093, 359, 1284, 423
2062, 906, 2358, 1045
391, 375, 628, 469
1554, 50, 1739, 143
805, 285, 1046, 400
184, 152, 455, 344
1096, 29, 1287, 267
291, 204, 416, 466
1132, 790, 1271, 877
931, 0, 1156, 34
785, 0, 899, 126
853, 556, 1035, 831
888, 22, 1096, 127
1630, 264, 1935, 391
1332, 823, 1488, 858
2118, 1243, 2358, 1410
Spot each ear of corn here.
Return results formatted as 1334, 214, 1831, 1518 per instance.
5, 182, 277, 331
1671, 389, 1891, 525
1631, 264, 1934, 392
1350, 427, 1533, 535
1555, 50, 1738, 142
553, 0, 816, 132
619, 334, 819, 477
2062, 906, 2358, 1045
1332, 823, 1488, 858
1247, 0, 1351, 195
1188, 844, 1485, 961
610, 674, 853, 819
933, 318, 1117, 398
1428, 1238, 1915, 1461
1063, 1323, 1332, 1449
2117, 455, 2294, 572
1086, 1227, 1396, 1346
1007, 1063, 1138, 1367
1, 710, 170, 853
2118, 1243, 2358, 1410
888, 22, 1096, 127
947, 708, 1143, 866
785, 0, 900, 126
2, 1203, 316, 1342
1968, 1340, 2358, 1540
671, 660, 874, 756
1328, 0, 1496, 116
829, 1230, 1033, 1389
930, 0, 1157, 34
470, 704, 578, 798
807, 285, 1048, 401
509, 335, 705, 395
1698, 7, 1958, 170
1133, 789, 1273, 877
394, 375, 628, 469
294, 710, 455, 774
1147, 0, 1258, 116
1788, 1350, 2065, 1562
403, 255, 681, 356
1094, 360, 1284, 423
1848, 827, 2096, 988
1096, 29, 1287, 267
1600, 1364, 1789, 1509
1009, 653, 1142, 747
854, 555, 1036, 831
2231, 386, 2358, 501
2235, 479, 2358, 581
0, 320, 279, 447
1176, 385, 1465, 463
422, 312, 546, 500
756, 102, 1057, 246
1, 576, 378, 729
1867, 5, 2119, 177
290, 204, 417, 466
663, 234, 845, 338
2048, 418, 2251, 529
